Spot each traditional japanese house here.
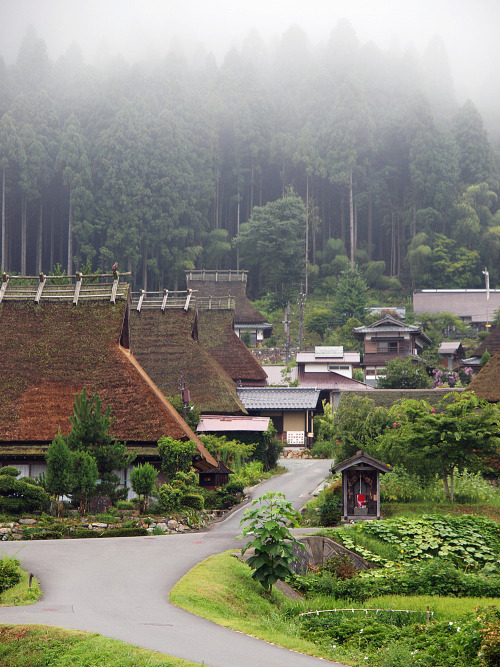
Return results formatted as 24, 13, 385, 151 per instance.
467, 349, 500, 402
414, 289, 500, 330
129, 290, 246, 414
438, 341, 465, 370
0, 273, 221, 488
353, 315, 431, 386
197, 309, 268, 387
186, 269, 272, 346
295, 346, 372, 405
332, 450, 392, 521
236, 387, 320, 447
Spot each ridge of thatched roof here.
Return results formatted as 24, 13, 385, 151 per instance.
0, 299, 215, 467
197, 309, 268, 383
186, 273, 270, 326
474, 326, 500, 358
129, 308, 246, 415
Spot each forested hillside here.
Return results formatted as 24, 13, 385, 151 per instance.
0, 21, 499, 295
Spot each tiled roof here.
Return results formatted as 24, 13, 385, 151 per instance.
332, 450, 392, 474
414, 290, 500, 323
353, 316, 423, 335
197, 310, 268, 383
296, 351, 361, 363
438, 341, 464, 354
264, 365, 299, 386
237, 387, 320, 410
297, 371, 374, 390
0, 298, 216, 468
129, 308, 246, 415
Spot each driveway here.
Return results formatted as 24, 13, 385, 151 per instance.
1, 458, 347, 666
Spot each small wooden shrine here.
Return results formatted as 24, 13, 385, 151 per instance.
332, 450, 392, 521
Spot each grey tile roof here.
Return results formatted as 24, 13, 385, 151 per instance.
237, 387, 320, 410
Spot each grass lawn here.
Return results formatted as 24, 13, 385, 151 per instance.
0, 565, 42, 607
170, 550, 333, 661
170, 550, 500, 667
0, 625, 199, 667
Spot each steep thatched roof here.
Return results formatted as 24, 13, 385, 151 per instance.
129, 307, 246, 414
467, 354, 500, 402
474, 326, 500, 358
197, 309, 268, 384
0, 296, 217, 469
186, 271, 270, 326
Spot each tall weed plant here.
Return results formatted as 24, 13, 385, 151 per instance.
381, 466, 498, 504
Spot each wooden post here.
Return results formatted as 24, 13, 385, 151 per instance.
161, 289, 169, 311
73, 271, 82, 305
35, 273, 46, 304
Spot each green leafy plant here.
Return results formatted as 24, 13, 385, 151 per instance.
157, 436, 197, 480
238, 491, 304, 593
130, 462, 158, 513
0, 554, 21, 593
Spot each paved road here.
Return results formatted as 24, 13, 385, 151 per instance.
1, 458, 346, 666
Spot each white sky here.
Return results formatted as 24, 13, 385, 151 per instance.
0, 0, 499, 100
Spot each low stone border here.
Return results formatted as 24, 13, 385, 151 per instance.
0, 509, 228, 540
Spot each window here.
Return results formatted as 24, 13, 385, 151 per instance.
377, 341, 398, 353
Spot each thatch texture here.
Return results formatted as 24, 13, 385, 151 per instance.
474, 326, 500, 358
129, 308, 246, 414
187, 276, 269, 325
197, 309, 268, 384
467, 355, 500, 402
0, 300, 215, 466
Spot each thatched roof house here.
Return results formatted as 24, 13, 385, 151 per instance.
129, 293, 246, 414
197, 309, 268, 386
186, 270, 272, 345
467, 354, 500, 402
0, 275, 217, 475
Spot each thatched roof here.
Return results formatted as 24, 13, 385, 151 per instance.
467, 354, 500, 402
0, 297, 217, 469
474, 326, 500, 358
197, 309, 268, 384
186, 271, 271, 327
129, 307, 246, 414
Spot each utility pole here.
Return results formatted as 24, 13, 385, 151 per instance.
180, 372, 190, 423
282, 302, 291, 364
483, 267, 490, 329
297, 284, 306, 351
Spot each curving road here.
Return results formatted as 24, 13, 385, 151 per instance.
1, 458, 347, 666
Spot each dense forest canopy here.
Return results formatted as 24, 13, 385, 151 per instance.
0, 22, 499, 295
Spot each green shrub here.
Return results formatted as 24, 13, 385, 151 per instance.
0, 466, 21, 477
115, 500, 134, 510
0, 555, 21, 593
321, 553, 356, 579
380, 465, 424, 502
0, 473, 50, 514
182, 493, 204, 510
101, 527, 148, 537
225, 478, 245, 494
201, 490, 220, 509
157, 483, 183, 512
310, 440, 335, 458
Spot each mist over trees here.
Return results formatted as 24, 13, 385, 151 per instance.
0, 21, 499, 294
